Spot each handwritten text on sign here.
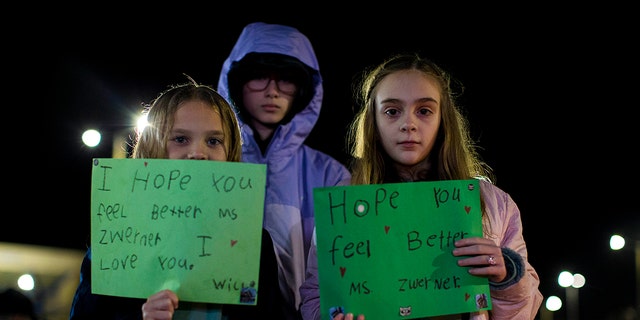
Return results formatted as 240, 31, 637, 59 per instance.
313, 179, 491, 320
91, 158, 266, 304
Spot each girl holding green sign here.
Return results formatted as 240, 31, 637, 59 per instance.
299, 53, 543, 320
70, 77, 284, 320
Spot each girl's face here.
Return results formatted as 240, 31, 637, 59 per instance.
375, 69, 441, 167
166, 100, 228, 161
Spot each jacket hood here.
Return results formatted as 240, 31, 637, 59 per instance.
217, 22, 323, 158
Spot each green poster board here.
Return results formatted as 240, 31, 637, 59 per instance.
90, 158, 266, 305
313, 179, 491, 319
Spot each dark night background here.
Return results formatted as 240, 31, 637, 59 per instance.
5, 6, 638, 319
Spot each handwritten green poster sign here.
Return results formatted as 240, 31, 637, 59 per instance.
313, 179, 490, 319
90, 158, 266, 305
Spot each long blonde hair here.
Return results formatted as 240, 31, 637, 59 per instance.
131, 76, 242, 162
348, 52, 493, 185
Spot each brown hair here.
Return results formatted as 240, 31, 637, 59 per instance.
348, 52, 493, 185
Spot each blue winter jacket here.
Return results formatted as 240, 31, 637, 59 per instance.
217, 22, 351, 319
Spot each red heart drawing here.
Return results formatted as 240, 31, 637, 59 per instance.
384, 226, 390, 234
340, 267, 346, 277
230, 240, 238, 247
464, 206, 471, 214
144, 161, 148, 167
465, 293, 470, 301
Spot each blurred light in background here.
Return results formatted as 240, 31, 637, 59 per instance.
546, 295, 562, 312
0, 242, 84, 320
17, 274, 34, 291
81, 129, 101, 147
611, 234, 625, 250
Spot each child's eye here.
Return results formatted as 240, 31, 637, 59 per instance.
418, 108, 432, 116
384, 108, 399, 116
173, 136, 188, 143
208, 138, 223, 146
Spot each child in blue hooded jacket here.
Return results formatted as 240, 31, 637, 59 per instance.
217, 22, 351, 320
